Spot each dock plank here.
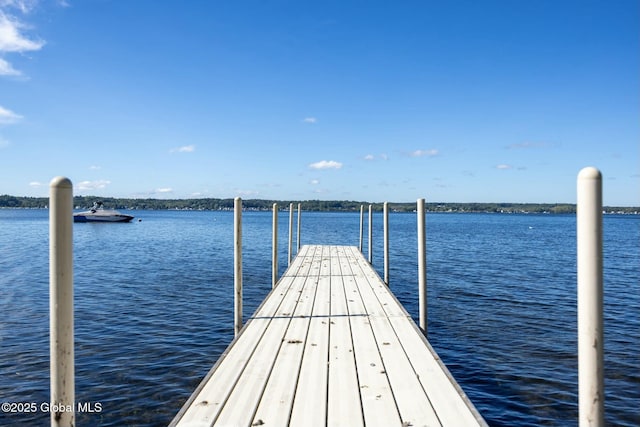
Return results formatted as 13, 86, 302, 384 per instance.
213, 275, 308, 426
288, 274, 331, 427
172, 274, 297, 425
341, 273, 401, 426
326, 255, 364, 427
250, 250, 321, 426
171, 245, 487, 427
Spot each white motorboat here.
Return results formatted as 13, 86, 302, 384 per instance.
73, 201, 134, 223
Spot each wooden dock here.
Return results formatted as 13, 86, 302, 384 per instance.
170, 245, 487, 427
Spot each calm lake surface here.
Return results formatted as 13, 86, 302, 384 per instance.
0, 209, 638, 426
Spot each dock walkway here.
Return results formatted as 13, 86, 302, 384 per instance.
170, 245, 487, 427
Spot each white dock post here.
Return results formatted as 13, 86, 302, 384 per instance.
359, 205, 364, 252
234, 197, 243, 337
383, 201, 389, 285
49, 176, 75, 427
368, 204, 373, 264
272, 203, 278, 288
417, 198, 427, 335
288, 203, 294, 265
297, 203, 301, 252
577, 167, 604, 427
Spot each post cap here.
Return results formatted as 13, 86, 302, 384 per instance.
578, 167, 602, 181
49, 176, 73, 189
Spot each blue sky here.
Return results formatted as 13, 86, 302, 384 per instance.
1, 0, 638, 205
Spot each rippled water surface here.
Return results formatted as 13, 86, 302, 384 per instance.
0, 209, 638, 426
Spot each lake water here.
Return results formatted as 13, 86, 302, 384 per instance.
0, 209, 638, 426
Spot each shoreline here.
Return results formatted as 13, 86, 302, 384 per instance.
1, 196, 638, 215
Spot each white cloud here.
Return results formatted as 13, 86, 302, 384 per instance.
364, 153, 389, 161
0, 57, 19, 75
309, 179, 320, 185
410, 149, 439, 158
156, 187, 173, 193
0, 104, 21, 124
0, 1, 38, 14
28, 180, 42, 187
302, 117, 317, 124
496, 164, 513, 170
89, 165, 101, 170
78, 180, 111, 191
170, 144, 195, 153
0, 5, 46, 78
0, 11, 44, 52
309, 160, 343, 170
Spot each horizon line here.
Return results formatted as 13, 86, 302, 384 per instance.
1, 194, 639, 209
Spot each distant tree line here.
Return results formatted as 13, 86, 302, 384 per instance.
1, 194, 638, 214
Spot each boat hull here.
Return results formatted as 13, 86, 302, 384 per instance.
73, 214, 134, 223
